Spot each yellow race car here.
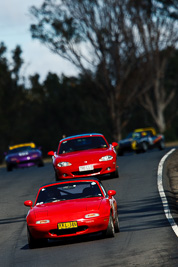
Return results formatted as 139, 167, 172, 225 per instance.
117, 127, 164, 155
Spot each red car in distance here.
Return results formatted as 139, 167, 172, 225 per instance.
48, 133, 119, 180
24, 178, 120, 248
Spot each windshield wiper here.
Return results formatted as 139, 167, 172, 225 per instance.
85, 195, 97, 198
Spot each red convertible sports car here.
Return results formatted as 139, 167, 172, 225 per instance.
24, 178, 120, 248
48, 133, 119, 180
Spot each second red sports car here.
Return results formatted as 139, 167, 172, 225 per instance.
48, 133, 119, 180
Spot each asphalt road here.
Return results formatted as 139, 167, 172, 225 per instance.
0, 148, 178, 267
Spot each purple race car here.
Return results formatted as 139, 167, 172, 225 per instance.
4, 142, 44, 171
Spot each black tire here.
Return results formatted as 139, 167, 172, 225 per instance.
158, 140, 165, 150
105, 214, 115, 238
38, 160, 44, 167
118, 150, 124, 156
141, 142, 148, 152
27, 227, 37, 249
27, 227, 47, 249
110, 167, 119, 178
55, 172, 59, 181
116, 167, 119, 178
7, 165, 13, 172
114, 213, 120, 233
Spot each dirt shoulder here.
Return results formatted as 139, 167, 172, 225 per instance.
163, 148, 178, 224
166, 149, 178, 201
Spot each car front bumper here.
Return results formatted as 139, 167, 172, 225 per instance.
55, 160, 117, 179
28, 216, 110, 239
6, 157, 42, 168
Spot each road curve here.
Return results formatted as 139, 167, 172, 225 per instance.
0, 148, 178, 267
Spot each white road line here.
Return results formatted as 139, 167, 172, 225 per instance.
157, 148, 178, 237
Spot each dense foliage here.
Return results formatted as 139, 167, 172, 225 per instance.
0, 43, 113, 162
0, 41, 178, 163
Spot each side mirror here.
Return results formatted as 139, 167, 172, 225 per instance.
112, 142, 118, 147
24, 200, 33, 208
48, 151, 54, 156
108, 190, 116, 198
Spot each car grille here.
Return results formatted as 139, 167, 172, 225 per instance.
72, 168, 102, 176
50, 226, 88, 236
19, 159, 37, 164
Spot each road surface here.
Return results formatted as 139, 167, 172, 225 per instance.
0, 148, 178, 266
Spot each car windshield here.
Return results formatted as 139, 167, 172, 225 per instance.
7, 146, 36, 154
145, 130, 153, 136
36, 181, 103, 204
58, 136, 108, 154
132, 132, 142, 138
126, 132, 141, 139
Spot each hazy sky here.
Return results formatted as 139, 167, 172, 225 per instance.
0, 0, 78, 81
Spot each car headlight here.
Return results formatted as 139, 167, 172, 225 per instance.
85, 213, 100, 218
36, 220, 50, 224
99, 155, 113, 161
57, 162, 72, 167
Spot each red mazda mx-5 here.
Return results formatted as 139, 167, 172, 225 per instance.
48, 133, 119, 180
24, 178, 120, 248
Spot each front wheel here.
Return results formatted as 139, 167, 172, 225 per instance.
27, 227, 47, 249
114, 213, 120, 233
141, 142, 148, 152
55, 171, 59, 181
118, 150, 124, 156
158, 140, 165, 150
7, 165, 13, 172
104, 215, 115, 238
110, 167, 119, 178
27, 227, 37, 249
38, 161, 44, 167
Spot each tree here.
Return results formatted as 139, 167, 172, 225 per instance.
11, 45, 24, 83
127, 0, 178, 133
0, 42, 12, 162
164, 49, 178, 131
29, 0, 178, 137
0, 43, 27, 162
30, 0, 154, 140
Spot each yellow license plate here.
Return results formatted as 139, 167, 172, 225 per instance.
58, 221, 78, 230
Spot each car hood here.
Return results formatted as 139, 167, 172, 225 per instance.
119, 138, 134, 144
34, 198, 107, 219
6, 149, 41, 158
55, 148, 113, 163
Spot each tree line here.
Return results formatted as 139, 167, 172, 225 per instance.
0, 0, 178, 162
0, 41, 178, 163
0, 42, 112, 162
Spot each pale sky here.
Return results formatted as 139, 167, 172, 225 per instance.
0, 1, 78, 82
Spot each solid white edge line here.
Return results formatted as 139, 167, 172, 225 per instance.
157, 148, 178, 237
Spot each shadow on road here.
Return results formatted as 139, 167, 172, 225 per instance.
118, 195, 170, 232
